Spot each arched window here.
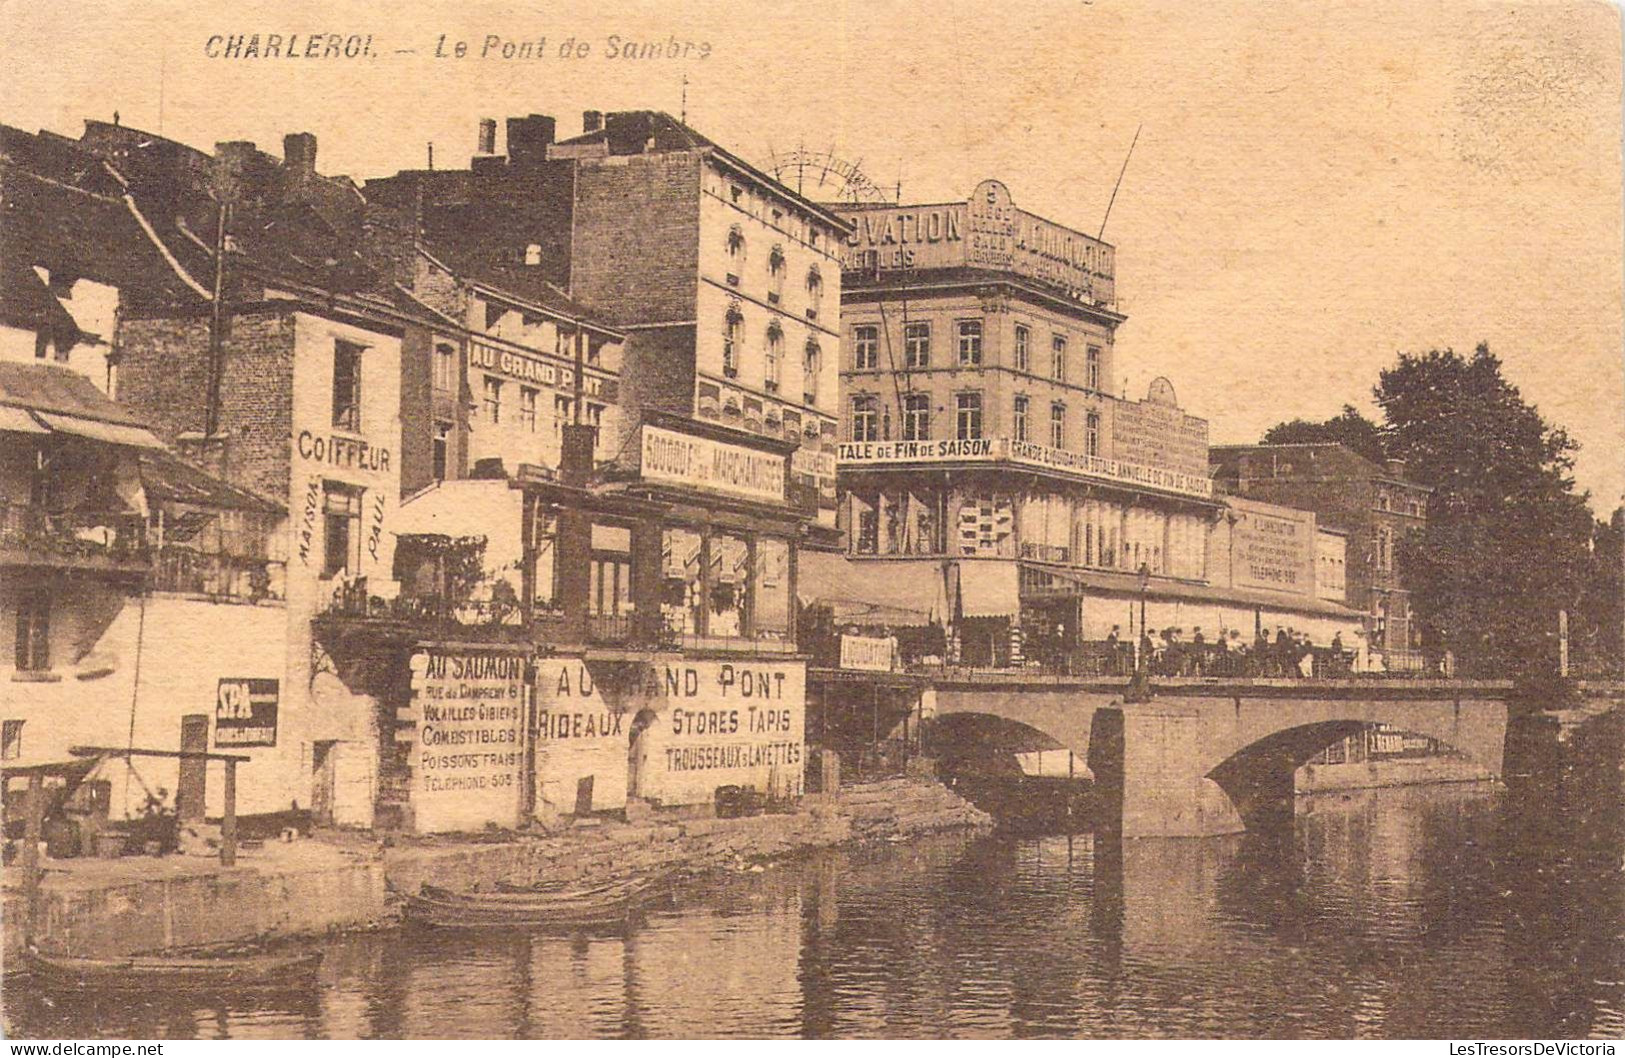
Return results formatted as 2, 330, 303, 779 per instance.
768, 245, 786, 303
765, 321, 783, 392
805, 266, 823, 318
723, 304, 743, 378
803, 338, 822, 404
727, 225, 746, 270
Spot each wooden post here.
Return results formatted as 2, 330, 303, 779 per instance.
22, 773, 46, 946
220, 759, 238, 867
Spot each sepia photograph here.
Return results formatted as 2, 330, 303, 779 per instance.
0, 0, 1621, 1043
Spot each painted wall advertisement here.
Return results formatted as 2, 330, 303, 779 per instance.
215, 678, 279, 747
408, 650, 525, 833
532, 658, 632, 815
640, 424, 786, 504
1112, 399, 1211, 480
1231, 502, 1316, 594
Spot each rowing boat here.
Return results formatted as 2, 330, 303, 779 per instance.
25, 949, 322, 992
405, 876, 654, 929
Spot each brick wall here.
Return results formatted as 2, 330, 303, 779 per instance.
568, 152, 702, 325
399, 325, 435, 494
608, 324, 696, 471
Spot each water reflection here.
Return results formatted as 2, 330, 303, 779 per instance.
4, 780, 1619, 1039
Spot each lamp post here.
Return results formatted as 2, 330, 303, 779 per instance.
1126, 562, 1152, 702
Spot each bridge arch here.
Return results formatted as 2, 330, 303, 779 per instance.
930, 712, 1091, 780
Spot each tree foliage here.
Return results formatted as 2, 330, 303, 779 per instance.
1260, 404, 1388, 466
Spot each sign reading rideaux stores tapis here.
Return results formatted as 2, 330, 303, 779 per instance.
409, 650, 524, 832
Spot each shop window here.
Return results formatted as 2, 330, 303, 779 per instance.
956, 392, 983, 440
14, 590, 50, 671
852, 395, 880, 442
519, 387, 538, 432
483, 377, 503, 424
322, 485, 363, 580
1, 719, 21, 760
662, 527, 705, 637
1050, 403, 1065, 449
754, 538, 790, 638
1085, 411, 1100, 456
902, 393, 930, 441
1013, 395, 1029, 441
332, 340, 364, 431
854, 325, 878, 370
1014, 324, 1030, 372
709, 533, 750, 637
434, 342, 457, 391
589, 523, 633, 619
904, 322, 930, 368
431, 421, 451, 481
765, 323, 783, 391
1051, 335, 1067, 382
1086, 344, 1102, 391
957, 320, 983, 366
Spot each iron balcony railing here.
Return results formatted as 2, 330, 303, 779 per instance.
0, 501, 150, 569
151, 548, 285, 603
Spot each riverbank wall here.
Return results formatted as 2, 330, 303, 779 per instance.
1296, 755, 1495, 794
2, 777, 990, 962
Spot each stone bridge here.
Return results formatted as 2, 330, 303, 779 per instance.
928, 674, 1514, 837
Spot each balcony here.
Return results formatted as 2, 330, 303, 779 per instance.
1020, 542, 1072, 565
151, 549, 285, 604
0, 501, 150, 575
313, 579, 533, 646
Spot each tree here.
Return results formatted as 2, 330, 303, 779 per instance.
1260, 404, 1389, 466
1577, 508, 1624, 674
1374, 345, 1595, 674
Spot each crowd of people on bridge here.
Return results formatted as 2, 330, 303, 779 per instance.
1077, 624, 1388, 678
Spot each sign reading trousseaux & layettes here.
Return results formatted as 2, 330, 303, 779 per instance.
408, 649, 525, 832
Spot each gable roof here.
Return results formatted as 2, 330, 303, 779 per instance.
139, 448, 285, 513
0, 361, 153, 427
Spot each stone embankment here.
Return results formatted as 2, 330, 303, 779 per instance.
2, 777, 991, 962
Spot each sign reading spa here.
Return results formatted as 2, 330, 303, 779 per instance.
408, 650, 525, 832
631, 660, 806, 807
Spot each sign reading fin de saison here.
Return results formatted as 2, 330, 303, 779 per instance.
409, 650, 525, 833
215, 678, 279, 747
640, 424, 786, 504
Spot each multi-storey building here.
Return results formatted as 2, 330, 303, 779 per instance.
1209, 443, 1432, 668
809, 180, 1362, 666
366, 110, 852, 530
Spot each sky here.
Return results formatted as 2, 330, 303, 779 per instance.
4, 0, 1621, 511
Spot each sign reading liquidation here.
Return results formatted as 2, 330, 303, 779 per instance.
630, 660, 806, 807
836, 437, 1213, 499
408, 650, 525, 832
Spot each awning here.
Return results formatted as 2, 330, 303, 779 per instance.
33, 411, 164, 450
958, 560, 1022, 618
0, 405, 48, 434
797, 551, 946, 626
1029, 564, 1365, 621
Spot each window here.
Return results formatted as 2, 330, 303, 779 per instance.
432, 421, 451, 481
957, 320, 983, 366
754, 538, 791, 637
585, 402, 604, 448
854, 325, 878, 370
523, 244, 542, 266
483, 376, 503, 423
768, 246, 786, 303
852, 395, 879, 442
727, 225, 745, 263
765, 324, 783, 391
520, 386, 538, 432
1085, 411, 1100, 456
902, 393, 930, 441
332, 340, 363, 431
0, 719, 21, 761
956, 392, 983, 440
553, 395, 573, 435
14, 590, 49, 671
1086, 345, 1102, 391
434, 342, 456, 391
1014, 324, 1030, 372
723, 307, 742, 378
1051, 335, 1067, 381
322, 485, 363, 580
904, 322, 930, 368
589, 523, 633, 619
1050, 403, 1065, 448
1013, 395, 1029, 441
806, 267, 823, 318
803, 339, 822, 404
1378, 528, 1393, 572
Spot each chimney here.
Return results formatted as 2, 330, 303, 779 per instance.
211, 140, 256, 204
282, 131, 317, 174
582, 110, 603, 134
1384, 458, 1408, 479
476, 118, 497, 155
506, 114, 556, 167
560, 424, 595, 486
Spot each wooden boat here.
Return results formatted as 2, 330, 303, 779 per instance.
405, 876, 654, 929
24, 948, 322, 992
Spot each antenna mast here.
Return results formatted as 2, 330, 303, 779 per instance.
1098, 123, 1142, 241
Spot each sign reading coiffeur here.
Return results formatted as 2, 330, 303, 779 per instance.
640, 424, 786, 504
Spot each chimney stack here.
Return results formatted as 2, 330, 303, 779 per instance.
211, 140, 256, 203
476, 118, 497, 155
582, 110, 603, 134
506, 114, 556, 166
282, 132, 317, 174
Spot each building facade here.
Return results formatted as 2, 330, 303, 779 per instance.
1210, 443, 1431, 669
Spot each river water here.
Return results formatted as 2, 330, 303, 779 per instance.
5, 779, 1621, 1039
